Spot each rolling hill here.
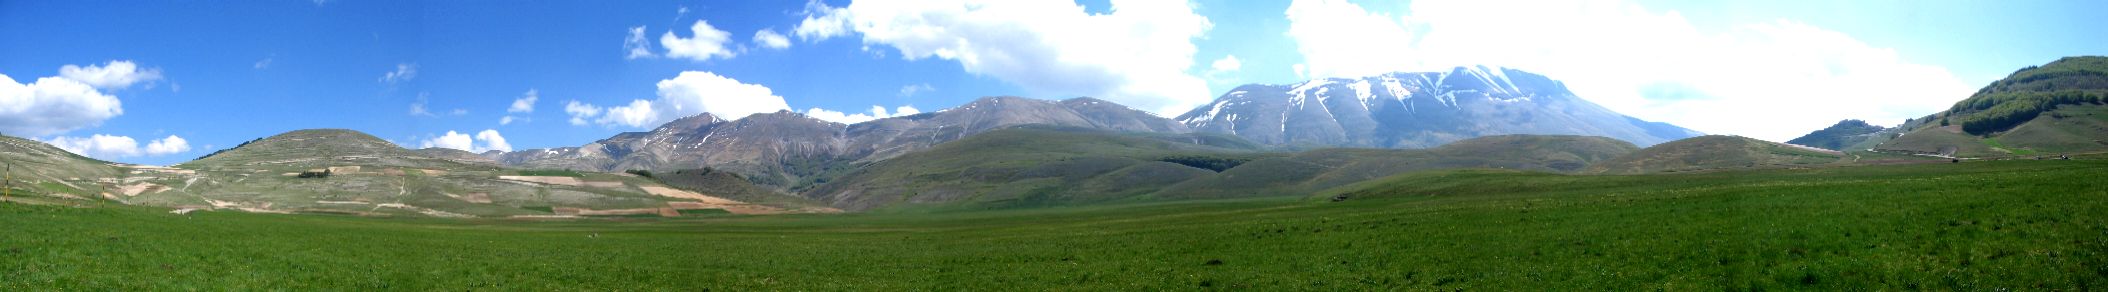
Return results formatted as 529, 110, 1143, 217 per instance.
1585, 135, 1844, 174
7, 129, 832, 217
1877, 56, 2108, 157
0, 134, 122, 200
809, 126, 1639, 211
1787, 120, 1888, 151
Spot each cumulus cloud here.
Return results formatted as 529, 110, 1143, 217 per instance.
508, 89, 538, 113
1282, 0, 1973, 141
753, 29, 792, 50
806, 105, 922, 124
418, 129, 512, 153
0, 74, 125, 136
564, 100, 603, 126
597, 99, 659, 127
566, 71, 791, 128
661, 20, 736, 61
43, 134, 189, 160
793, 0, 1215, 115
58, 60, 163, 90
624, 26, 656, 59
498, 116, 526, 125
379, 63, 418, 84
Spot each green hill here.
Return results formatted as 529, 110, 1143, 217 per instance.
1787, 120, 1887, 151
0, 134, 121, 200
1585, 135, 1844, 174
808, 127, 1639, 211
805, 126, 1267, 211
643, 168, 829, 210
1878, 56, 2108, 157
1158, 135, 1638, 199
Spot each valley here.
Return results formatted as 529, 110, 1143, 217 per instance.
5, 158, 2101, 290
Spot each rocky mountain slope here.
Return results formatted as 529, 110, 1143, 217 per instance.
1175, 66, 1701, 148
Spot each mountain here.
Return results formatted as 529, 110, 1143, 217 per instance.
808, 127, 1636, 211
1787, 120, 1888, 151
0, 134, 121, 200
1585, 135, 1844, 174
1176, 66, 1701, 149
1877, 56, 2108, 157
496, 96, 1193, 191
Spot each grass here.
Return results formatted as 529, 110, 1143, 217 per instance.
3, 159, 2105, 289
1982, 137, 2039, 155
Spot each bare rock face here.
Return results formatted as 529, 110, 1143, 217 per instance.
1176, 66, 1701, 149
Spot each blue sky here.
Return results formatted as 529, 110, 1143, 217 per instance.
2, 0, 2103, 165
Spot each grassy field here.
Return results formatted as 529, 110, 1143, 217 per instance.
4, 159, 2105, 289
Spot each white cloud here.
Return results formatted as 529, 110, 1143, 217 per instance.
498, 116, 519, 125
508, 89, 538, 113
1210, 55, 1242, 73
806, 105, 922, 124
43, 134, 189, 160
624, 26, 656, 59
419, 131, 473, 152
1283, 0, 1973, 142
597, 99, 658, 127
1284, 0, 1419, 79
379, 63, 418, 84
474, 129, 512, 152
145, 135, 190, 155
898, 83, 934, 97
753, 29, 792, 50
564, 100, 603, 126
567, 71, 792, 128
792, 0, 1215, 116
0, 74, 124, 136
418, 129, 512, 153
653, 71, 788, 120
1204, 55, 1242, 84
660, 20, 736, 61
58, 60, 163, 90
254, 57, 273, 69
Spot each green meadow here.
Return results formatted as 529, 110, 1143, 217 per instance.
4, 159, 2105, 290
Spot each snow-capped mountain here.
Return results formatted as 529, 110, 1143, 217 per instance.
1177, 66, 1701, 148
